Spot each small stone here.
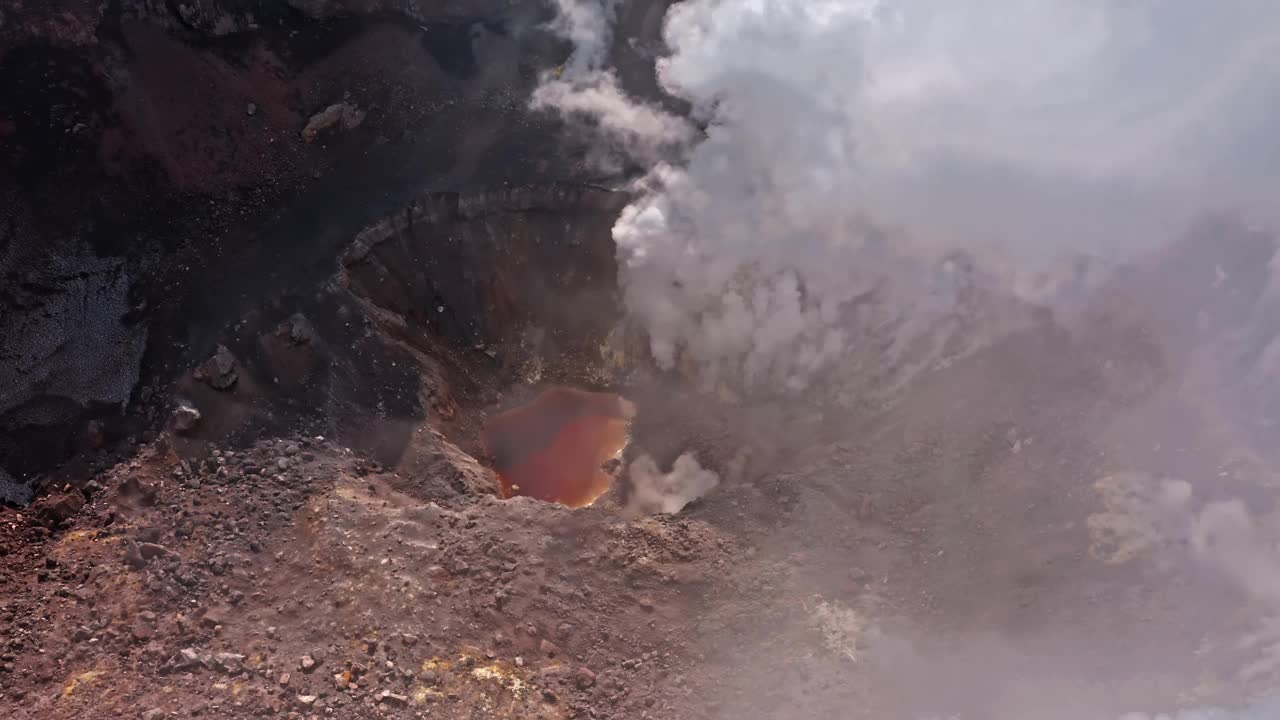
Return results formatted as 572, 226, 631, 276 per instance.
214, 652, 246, 673
556, 622, 573, 640
539, 639, 560, 657
276, 458, 290, 471
141, 709, 164, 720
176, 647, 206, 669
301, 102, 365, 142
198, 346, 239, 390
172, 403, 201, 434
377, 691, 409, 706
575, 667, 597, 689
201, 608, 226, 629
246, 102, 257, 116
131, 623, 155, 642
139, 543, 169, 560
300, 655, 317, 672
296, 694, 317, 708
278, 672, 291, 686
123, 541, 146, 569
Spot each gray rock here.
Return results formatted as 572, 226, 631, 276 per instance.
172, 402, 201, 434
176, 647, 208, 670
194, 345, 238, 390
302, 103, 366, 143
213, 652, 246, 673
377, 691, 409, 706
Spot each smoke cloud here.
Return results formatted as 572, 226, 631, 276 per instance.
536, 0, 1280, 393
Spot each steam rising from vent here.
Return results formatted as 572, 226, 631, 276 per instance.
623, 452, 719, 518
535, 0, 1280, 393
545, 0, 621, 74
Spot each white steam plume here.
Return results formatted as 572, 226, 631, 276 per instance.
623, 451, 719, 518
532, 0, 694, 163
545, 0, 622, 74
535, 0, 1280, 394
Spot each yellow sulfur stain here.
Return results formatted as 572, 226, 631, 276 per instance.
472, 662, 527, 698
411, 686, 445, 705
421, 657, 452, 672
413, 647, 565, 719
62, 670, 106, 697
457, 646, 484, 661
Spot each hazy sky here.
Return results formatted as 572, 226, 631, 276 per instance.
859, 0, 1280, 181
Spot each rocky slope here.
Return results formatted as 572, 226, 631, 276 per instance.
7, 2, 1280, 720
0, 0, 673, 490
7, 221, 1280, 718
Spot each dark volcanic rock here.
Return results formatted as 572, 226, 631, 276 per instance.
0, 248, 147, 433
0, 0, 671, 489
0, 0, 568, 474
0, 469, 32, 506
